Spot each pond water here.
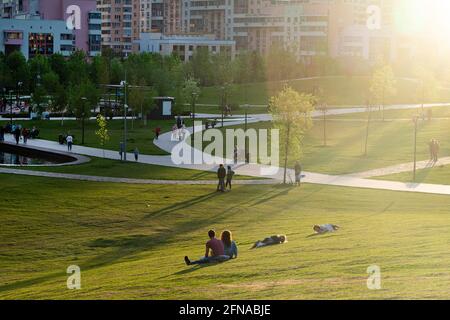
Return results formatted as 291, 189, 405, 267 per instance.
0, 150, 60, 165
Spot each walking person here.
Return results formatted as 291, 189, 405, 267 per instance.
226, 166, 235, 190
119, 142, 124, 160
22, 127, 29, 144
0, 125, 4, 142
217, 164, 226, 192
429, 139, 435, 161
134, 147, 139, 162
434, 140, 440, 162
66, 133, 73, 152
294, 161, 302, 186
154, 126, 161, 140
14, 126, 21, 144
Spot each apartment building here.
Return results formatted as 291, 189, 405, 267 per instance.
0, 0, 101, 58
97, 0, 133, 56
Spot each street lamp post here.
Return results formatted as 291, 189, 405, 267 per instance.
244, 104, 249, 163
17, 81, 23, 110
81, 97, 87, 145
121, 79, 128, 161
221, 86, 224, 128
9, 90, 14, 125
413, 116, 419, 182
191, 92, 198, 145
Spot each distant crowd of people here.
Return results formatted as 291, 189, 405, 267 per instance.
0, 123, 39, 144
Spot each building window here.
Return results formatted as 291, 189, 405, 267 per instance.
29, 33, 54, 58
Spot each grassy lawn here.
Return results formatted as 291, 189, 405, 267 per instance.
8, 119, 189, 155
198, 76, 450, 106
377, 164, 450, 185
11, 157, 259, 181
2, 174, 450, 299
191, 116, 450, 175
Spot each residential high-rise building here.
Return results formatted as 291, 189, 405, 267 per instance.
97, 0, 133, 56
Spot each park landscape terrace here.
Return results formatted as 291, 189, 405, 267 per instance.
4, 0, 450, 301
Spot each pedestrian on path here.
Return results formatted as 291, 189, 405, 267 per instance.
217, 164, 226, 192
134, 147, 139, 162
14, 126, 21, 144
119, 142, 124, 160
155, 126, 161, 140
434, 140, 440, 162
226, 166, 235, 190
66, 134, 73, 151
294, 161, 302, 186
0, 125, 5, 142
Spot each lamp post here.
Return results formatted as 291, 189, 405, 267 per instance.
17, 81, 23, 110
412, 116, 418, 182
244, 104, 249, 163
221, 86, 225, 128
2, 87, 5, 115
120, 79, 128, 161
9, 90, 14, 125
81, 97, 88, 145
191, 92, 198, 145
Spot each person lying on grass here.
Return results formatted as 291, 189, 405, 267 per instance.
313, 224, 340, 234
184, 229, 231, 265
251, 235, 287, 249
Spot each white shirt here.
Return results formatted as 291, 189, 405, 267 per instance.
66, 136, 73, 143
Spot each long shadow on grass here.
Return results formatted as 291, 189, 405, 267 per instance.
0, 186, 291, 293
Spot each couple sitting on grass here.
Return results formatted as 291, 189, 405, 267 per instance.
184, 229, 238, 265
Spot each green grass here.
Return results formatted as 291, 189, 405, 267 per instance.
9, 119, 188, 155
2, 174, 450, 299
377, 164, 450, 185
191, 113, 450, 175
12, 157, 259, 181
198, 76, 450, 106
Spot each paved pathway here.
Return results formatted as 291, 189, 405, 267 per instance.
349, 157, 450, 178
3, 103, 450, 195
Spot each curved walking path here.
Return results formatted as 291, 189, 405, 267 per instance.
2, 102, 450, 194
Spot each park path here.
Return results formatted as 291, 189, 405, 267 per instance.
2, 103, 450, 195
349, 157, 450, 178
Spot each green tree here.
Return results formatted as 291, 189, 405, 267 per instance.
95, 114, 110, 158
183, 78, 201, 110
28, 55, 51, 91
5, 51, 29, 92
269, 86, 315, 184
370, 64, 397, 121
31, 85, 47, 115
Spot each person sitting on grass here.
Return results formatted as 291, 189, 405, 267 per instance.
185, 230, 229, 265
221, 230, 238, 259
313, 224, 340, 234
251, 235, 287, 249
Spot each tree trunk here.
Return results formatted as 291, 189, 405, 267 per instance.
283, 123, 291, 184
365, 106, 371, 156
